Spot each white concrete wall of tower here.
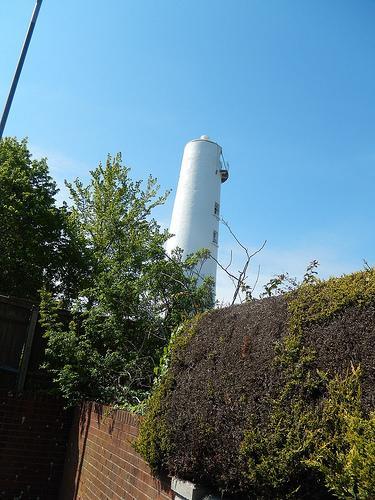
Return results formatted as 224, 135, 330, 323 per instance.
165, 136, 228, 285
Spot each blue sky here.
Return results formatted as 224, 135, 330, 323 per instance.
1, 0, 375, 302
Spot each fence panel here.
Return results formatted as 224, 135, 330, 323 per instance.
0, 296, 39, 389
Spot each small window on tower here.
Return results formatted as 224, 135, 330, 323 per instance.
213, 230, 218, 244
214, 202, 220, 216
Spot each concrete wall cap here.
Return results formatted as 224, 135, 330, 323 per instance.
171, 477, 211, 500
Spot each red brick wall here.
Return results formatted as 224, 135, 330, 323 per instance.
0, 392, 72, 499
60, 402, 173, 500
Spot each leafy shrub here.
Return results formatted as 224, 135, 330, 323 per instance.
136, 269, 375, 498
306, 367, 375, 499
134, 314, 204, 469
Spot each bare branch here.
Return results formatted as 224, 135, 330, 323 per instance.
220, 217, 249, 255
217, 218, 267, 305
248, 240, 267, 259
251, 264, 261, 295
231, 258, 250, 305
210, 254, 241, 282
225, 249, 233, 271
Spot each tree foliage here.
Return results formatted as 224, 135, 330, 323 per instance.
0, 137, 87, 302
40, 153, 213, 405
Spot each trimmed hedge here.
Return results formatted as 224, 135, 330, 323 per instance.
135, 269, 375, 499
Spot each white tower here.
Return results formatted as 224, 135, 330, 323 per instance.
165, 135, 229, 282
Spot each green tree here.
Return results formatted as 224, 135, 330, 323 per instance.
0, 137, 88, 302
40, 153, 213, 406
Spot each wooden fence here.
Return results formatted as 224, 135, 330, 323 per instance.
0, 295, 46, 391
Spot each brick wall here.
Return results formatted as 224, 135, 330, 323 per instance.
60, 402, 173, 500
0, 392, 72, 499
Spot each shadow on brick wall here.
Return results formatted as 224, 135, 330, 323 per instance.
59, 402, 172, 500
0, 392, 72, 499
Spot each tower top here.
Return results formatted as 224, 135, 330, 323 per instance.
190, 135, 221, 150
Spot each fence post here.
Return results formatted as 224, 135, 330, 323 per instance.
17, 305, 39, 392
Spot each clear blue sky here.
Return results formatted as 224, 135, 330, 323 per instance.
1, 0, 375, 301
